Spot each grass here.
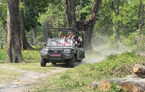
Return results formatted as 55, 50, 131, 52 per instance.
0, 68, 21, 84
0, 47, 63, 85
1, 63, 60, 73
31, 51, 145, 92
0, 48, 61, 73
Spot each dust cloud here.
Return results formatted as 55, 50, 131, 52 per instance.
80, 35, 130, 65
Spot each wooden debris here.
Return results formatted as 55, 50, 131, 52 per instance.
88, 64, 145, 92
133, 64, 145, 77
88, 82, 99, 90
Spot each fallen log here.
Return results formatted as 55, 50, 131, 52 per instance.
133, 64, 145, 77
88, 64, 145, 91
98, 77, 145, 92
88, 82, 99, 90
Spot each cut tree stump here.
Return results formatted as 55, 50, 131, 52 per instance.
98, 77, 145, 92
88, 64, 145, 92
133, 64, 145, 77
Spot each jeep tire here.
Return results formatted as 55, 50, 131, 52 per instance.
41, 59, 46, 67
52, 62, 56, 65
69, 56, 76, 67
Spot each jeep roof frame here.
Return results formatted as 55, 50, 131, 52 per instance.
50, 28, 82, 32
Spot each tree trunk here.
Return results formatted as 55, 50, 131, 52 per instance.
6, 0, 24, 63
19, 1, 33, 50
116, 20, 121, 43
138, 0, 142, 35
77, 0, 102, 51
111, 0, 121, 43
84, 22, 95, 51
42, 21, 50, 42
32, 27, 38, 45
62, 0, 76, 35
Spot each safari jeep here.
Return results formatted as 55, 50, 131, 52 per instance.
40, 28, 85, 67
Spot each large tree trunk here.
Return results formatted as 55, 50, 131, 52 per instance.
6, 0, 24, 63
77, 0, 102, 51
19, 0, 33, 50
32, 27, 38, 45
83, 21, 95, 51
62, 0, 76, 35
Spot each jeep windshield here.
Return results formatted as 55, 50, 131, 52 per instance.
46, 38, 74, 47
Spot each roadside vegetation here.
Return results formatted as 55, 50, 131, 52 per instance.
0, 47, 61, 73
31, 51, 145, 92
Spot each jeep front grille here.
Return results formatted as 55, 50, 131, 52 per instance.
49, 50, 61, 54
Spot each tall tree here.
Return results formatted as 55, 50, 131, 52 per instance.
19, 0, 33, 50
19, 0, 48, 50
6, 0, 24, 63
62, 0, 76, 35
62, 0, 102, 50
77, 0, 102, 50
111, 0, 121, 42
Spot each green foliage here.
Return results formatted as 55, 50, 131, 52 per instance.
0, 48, 41, 63
122, 31, 138, 47
107, 53, 117, 60
32, 51, 145, 91
24, 0, 48, 31
19, 2, 24, 10
0, 48, 6, 63
110, 82, 122, 92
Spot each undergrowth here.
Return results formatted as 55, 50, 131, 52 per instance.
0, 47, 41, 63
33, 51, 145, 92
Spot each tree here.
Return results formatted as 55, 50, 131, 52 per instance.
138, 0, 145, 35
77, 0, 102, 50
6, 0, 24, 63
62, 0, 102, 50
111, 0, 121, 42
62, 0, 76, 35
19, 0, 48, 49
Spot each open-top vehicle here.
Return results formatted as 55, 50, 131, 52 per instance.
40, 28, 85, 67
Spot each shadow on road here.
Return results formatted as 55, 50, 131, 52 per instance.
46, 62, 81, 68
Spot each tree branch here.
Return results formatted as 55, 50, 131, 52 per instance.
138, 0, 142, 19
85, 0, 102, 24
111, 1, 117, 15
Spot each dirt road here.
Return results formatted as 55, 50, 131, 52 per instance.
0, 65, 70, 92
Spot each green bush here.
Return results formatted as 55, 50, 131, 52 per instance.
34, 51, 145, 91
0, 48, 6, 63
0, 48, 40, 63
